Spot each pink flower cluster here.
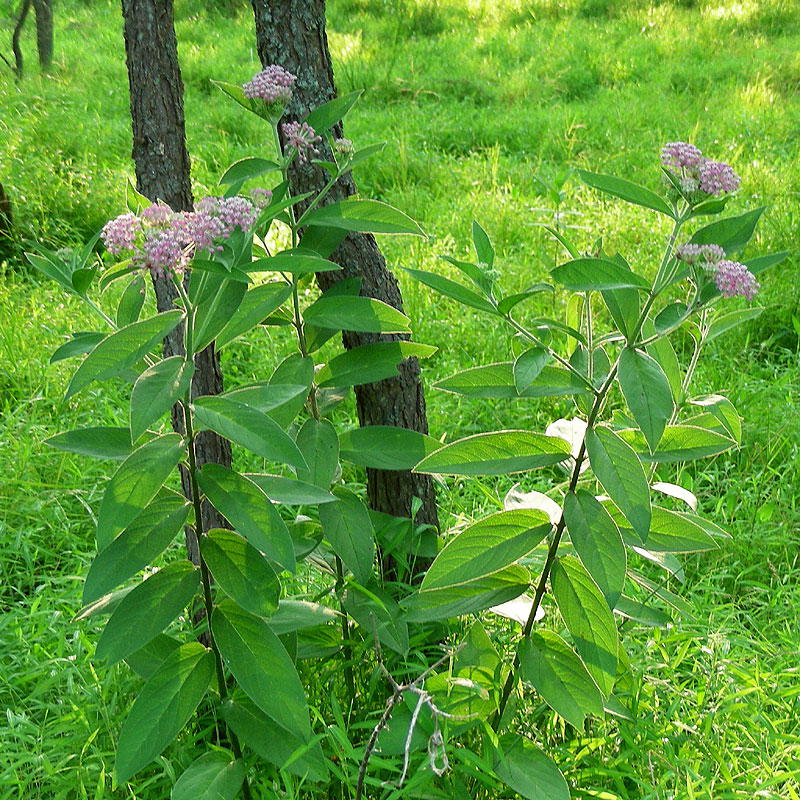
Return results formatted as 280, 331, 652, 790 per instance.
676, 242, 726, 272
101, 196, 257, 280
714, 259, 759, 301
281, 121, 322, 163
242, 65, 297, 104
661, 141, 740, 197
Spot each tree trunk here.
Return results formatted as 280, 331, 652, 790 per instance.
250, 0, 440, 560
120, 0, 231, 564
31, 0, 52, 70
12, 0, 32, 77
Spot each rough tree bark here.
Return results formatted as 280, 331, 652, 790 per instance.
31, 0, 52, 70
120, 0, 231, 564
250, 0, 440, 552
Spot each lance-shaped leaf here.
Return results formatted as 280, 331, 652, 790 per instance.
96, 561, 200, 665
414, 430, 571, 476
124, 633, 182, 680
295, 418, 339, 488
115, 643, 214, 784
339, 425, 441, 471
435, 362, 589, 399
550, 258, 650, 292
96, 433, 184, 550
83, 490, 190, 604
50, 331, 105, 364
116, 278, 146, 327
403, 267, 496, 313
689, 206, 765, 253
171, 751, 245, 800
302, 199, 424, 236
585, 426, 650, 541
200, 529, 280, 618
66, 310, 183, 399
130, 356, 194, 442
563, 489, 625, 609
247, 251, 341, 275
305, 89, 362, 132
302, 295, 411, 334
614, 596, 672, 628
267, 354, 314, 429
197, 464, 295, 572
618, 347, 674, 451
214, 282, 293, 348
245, 474, 335, 505
493, 735, 569, 800
513, 347, 550, 392
219, 156, 280, 185
618, 424, 735, 463
688, 394, 741, 442
519, 631, 604, 729
45, 426, 137, 461
577, 169, 674, 216
551, 556, 618, 697
615, 506, 718, 552
421, 509, 551, 591
212, 602, 311, 741
318, 488, 375, 584
193, 395, 307, 471
401, 565, 530, 622
192, 279, 247, 353
315, 341, 437, 387
705, 307, 763, 343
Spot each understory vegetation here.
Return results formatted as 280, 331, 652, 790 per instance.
1, 0, 799, 798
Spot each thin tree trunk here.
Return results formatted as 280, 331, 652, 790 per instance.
12, 0, 32, 77
31, 0, 52, 69
120, 0, 231, 564
250, 0, 440, 565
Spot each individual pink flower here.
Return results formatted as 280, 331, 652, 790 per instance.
281, 121, 322, 163
242, 65, 297, 104
713, 260, 759, 301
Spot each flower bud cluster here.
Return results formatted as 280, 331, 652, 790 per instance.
101, 196, 257, 280
661, 141, 740, 201
242, 65, 297, 104
333, 137, 354, 157
676, 242, 725, 273
282, 121, 322, 163
676, 240, 759, 301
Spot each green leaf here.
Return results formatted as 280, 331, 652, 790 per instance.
193, 395, 307, 471
66, 311, 184, 399
689, 207, 765, 253
551, 258, 651, 292
221, 697, 328, 782
343, 583, 409, 656
421, 509, 550, 591
493, 735, 569, 800
305, 89, 362, 132
116, 278, 146, 327
644, 320, 682, 401
602, 287, 639, 340
214, 282, 293, 349
45, 426, 137, 461
96, 561, 200, 665
435, 362, 589, 399
706, 307, 763, 343
130, 356, 193, 442
294, 418, 339, 488
197, 464, 295, 572
318, 488, 375, 584
745, 251, 789, 276
551, 555, 618, 697
513, 347, 550, 392
83, 490, 190, 604
618, 507, 717, 552
585, 426, 651, 541
414, 430, 571, 476
50, 331, 105, 364
26, 251, 76, 294
316, 341, 437, 387
124, 634, 182, 680
564, 490, 625, 609
219, 156, 279, 185
268, 354, 314, 429
519, 631, 604, 729
688, 394, 741, 442
302, 199, 424, 236
401, 565, 530, 622
618, 425, 735, 462
577, 169, 674, 216
200, 529, 280, 618
171, 752, 245, 800
245, 474, 336, 505
618, 347, 674, 451
266, 599, 339, 635
115, 643, 214, 784
471, 219, 495, 267
212, 80, 284, 126
614, 596, 672, 628
303, 295, 411, 334
222, 382, 308, 416
96, 434, 184, 550
496, 284, 554, 315
247, 250, 341, 276
193, 279, 247, 353
212, 602, 311, 740
339, 425, 441, 470
403, 267, 496, 313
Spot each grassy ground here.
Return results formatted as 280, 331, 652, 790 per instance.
1, 0, 800, 797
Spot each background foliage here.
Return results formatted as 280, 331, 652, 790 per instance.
1, 0, 799, 797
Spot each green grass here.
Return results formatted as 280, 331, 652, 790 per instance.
2, 0, 800, 796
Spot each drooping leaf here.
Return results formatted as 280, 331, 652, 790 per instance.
519, 631, 604, 729
315, 341, 437, 387
602, 287, 640, 341
550, 258, 650, 292
414, 430, 571, 476
200, 529, 280, 618
403, 267, 496, 313
687, 394, 741, 442
130, 356, 194, 442
45, 426, 137, 461
585, 426, 651, 541
339, 425, 441, 470
550, 556, 618, 697
95, 434, 184, 549
171, 752, 245, 800
493, 735, 569, 800
214, 282, 293, 348
295, 418, 339, 488
197, 464, 295, 572
318, 488, 375, 584
66, 311, 184, 399
421, 509, 551, 591
618, 347, 674, 451
115, 643, 214, 784
496, 283, 554, 315
212, 601, 311, 741
302, 199, 424, 236
302, 295, 411, 334
50, 331, 105, 364
577, 169, 674, 216
95, 561, 200, 665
